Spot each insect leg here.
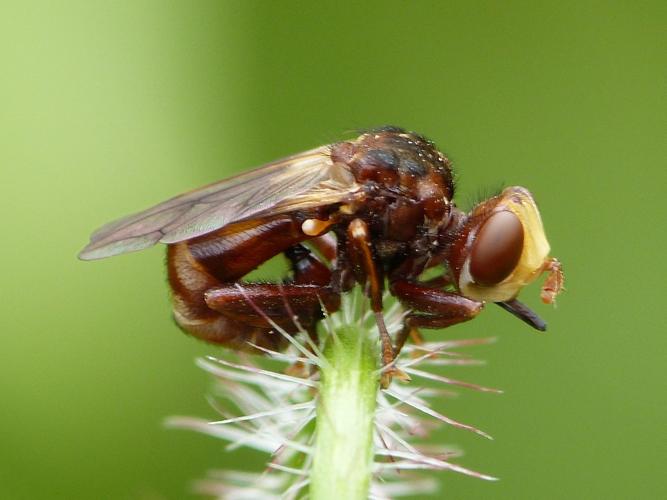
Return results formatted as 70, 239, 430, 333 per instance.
205, 284, 338, 325
306, 233, 337, 264
284, 244, 338, 374
285, 244, 332, 286
346, 218, 399, 386
419, 274, 456, 289
204, 246, 339, 374
167, 215, 320, 351
204, 244, 338, 334
329, 229, 355, 294
283, 243, 338, 353
390, 280, 484, 355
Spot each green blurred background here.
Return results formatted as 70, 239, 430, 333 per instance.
1, 1, 665, 498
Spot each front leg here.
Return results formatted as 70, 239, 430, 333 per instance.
390, 280, 484, 356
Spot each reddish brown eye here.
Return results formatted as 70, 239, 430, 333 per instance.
469, 210, 524, 286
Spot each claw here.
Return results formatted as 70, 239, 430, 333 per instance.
285, 361, 311, 379
381, 366, 411, 389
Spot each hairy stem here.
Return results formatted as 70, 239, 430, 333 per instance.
310, 324, 379, 500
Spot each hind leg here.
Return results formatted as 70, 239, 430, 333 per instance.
169, 226, 339, 353
204, 283, 339, 331
167, 214, 336, 350
204, 245, 338, 350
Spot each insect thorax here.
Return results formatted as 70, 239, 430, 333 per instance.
331, 128, 455, 249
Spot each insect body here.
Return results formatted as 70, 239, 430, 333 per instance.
80, 127, 563, 382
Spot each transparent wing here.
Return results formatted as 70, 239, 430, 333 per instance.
79, 146, 359, 260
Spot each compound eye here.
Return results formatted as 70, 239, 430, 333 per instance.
470, 210, 524, 286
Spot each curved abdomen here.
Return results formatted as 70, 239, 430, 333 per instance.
166, 215, 311, 350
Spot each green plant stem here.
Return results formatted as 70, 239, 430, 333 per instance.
310, 325, 379, 500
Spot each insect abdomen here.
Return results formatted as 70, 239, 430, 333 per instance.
165, 215, 313, 350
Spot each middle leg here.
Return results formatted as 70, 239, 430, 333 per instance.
346, 218, 401, 386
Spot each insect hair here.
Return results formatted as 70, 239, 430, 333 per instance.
463, 182, 506, 212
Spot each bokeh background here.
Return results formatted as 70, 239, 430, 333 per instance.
2, 1, 665, 498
